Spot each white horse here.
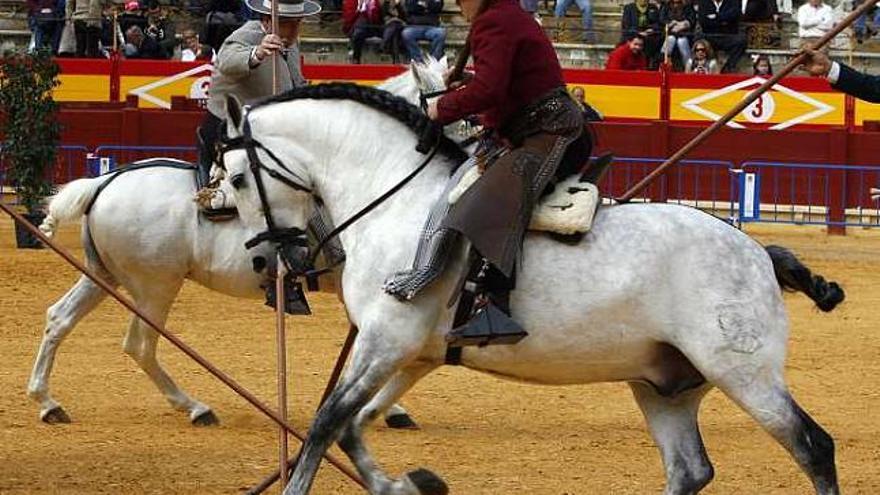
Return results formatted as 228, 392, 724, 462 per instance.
26, 59, 449, 426
219, 84, 845, 495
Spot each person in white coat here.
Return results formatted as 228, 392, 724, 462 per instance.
796, 0, 833, 49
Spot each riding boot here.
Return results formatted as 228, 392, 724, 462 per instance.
446, 258, 528, 348
195, 115, 238, 221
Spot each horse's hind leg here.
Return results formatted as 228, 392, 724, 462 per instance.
122, 288, 216, 425
28, 275, 110, 423
717, 375, 838, 494
680, 314, 839, 494
629, 382, 714, 495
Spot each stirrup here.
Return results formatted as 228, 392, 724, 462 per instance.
446, 302, 528, 348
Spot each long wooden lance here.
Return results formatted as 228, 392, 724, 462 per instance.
446, 0, 492, 85
617, 0, 880, 202
266, 0, 295, 488
0, 201, 366, 490
245, 323, 360, 495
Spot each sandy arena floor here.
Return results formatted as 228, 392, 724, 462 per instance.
0, 216, 878, 494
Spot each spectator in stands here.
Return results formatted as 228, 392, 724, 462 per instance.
382, 0, 406, 63
606, 34, 648, 70
555, 0, 593, 43
204, 0, 245, 51
696, 0, 746, 73
659, 0, 695, 67
65, 0, 102, 57
401, 0, 446, 62
741, 0, 779, 23
621, 0, 661, 69
796, 0, 833, 49
144, 0, 175, 58
521, 0, 541, 24
853, 0, 880, 43
27, 0, 61, 52
124, 24, 164, 58
118, 0, 148, 37
685, 38, 719, 73
343, 0, 383, 64
752, 53, 772, 75
179, 28, 215, 61
570, 85, 603, 120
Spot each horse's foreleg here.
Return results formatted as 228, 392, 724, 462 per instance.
28, 275, 110, 423
122, 291, 216, 425
629, 381, 714, 495
285, 341, 438, 495
338, 361, 440, 494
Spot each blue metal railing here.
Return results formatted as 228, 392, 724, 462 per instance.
5, 145, 880, 231
739, 160, 880, 228
600, 156, 739, 222
91, 145, 197, 175
0, 145, 91, 204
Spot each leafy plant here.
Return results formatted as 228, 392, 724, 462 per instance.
0, 48, 60, 213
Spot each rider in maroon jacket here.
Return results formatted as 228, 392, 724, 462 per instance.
424, 0, 588, 332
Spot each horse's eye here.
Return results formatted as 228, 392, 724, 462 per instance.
231, 173, 245, 189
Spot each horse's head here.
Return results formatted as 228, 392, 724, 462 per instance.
219, 95, 315, 273
377, 55, 448, 109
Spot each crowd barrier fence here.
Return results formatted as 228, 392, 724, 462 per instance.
4, 146, 880, 231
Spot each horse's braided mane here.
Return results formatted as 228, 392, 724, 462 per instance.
252, 82, 468, 163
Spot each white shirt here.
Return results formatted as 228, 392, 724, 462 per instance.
797, 2, 833, 38
827, 61, 841, 84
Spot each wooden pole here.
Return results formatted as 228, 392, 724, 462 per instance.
268, 0, 292, 490
617, 0, 880, 203
0, 201, 366, 489
246, 324, 360, 495
275, 254, 290, 489
446, 0, 492, 85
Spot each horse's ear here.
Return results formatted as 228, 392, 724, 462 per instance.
226, 95, 244, 129
410, 62, 424, 88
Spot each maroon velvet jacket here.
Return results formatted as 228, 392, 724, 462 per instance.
436, 0, 564, 129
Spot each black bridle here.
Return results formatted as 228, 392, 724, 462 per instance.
218, 107, 443, 279
419, 88, 451, 113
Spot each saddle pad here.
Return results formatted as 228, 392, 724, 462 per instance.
448, 170, 600, 235
529, 175, 600, 235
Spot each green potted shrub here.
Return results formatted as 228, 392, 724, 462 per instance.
0, 48, 60, 248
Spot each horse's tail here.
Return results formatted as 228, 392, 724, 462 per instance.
39, 176, 109, 238
765, 245, 845, 312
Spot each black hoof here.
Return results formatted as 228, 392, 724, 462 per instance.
407, 468, 448, 495
42, 406, 71, 424
191, 410, 220, 427
385, 413, 419, 430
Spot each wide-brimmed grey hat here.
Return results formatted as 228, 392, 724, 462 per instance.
246, 0, 321, 17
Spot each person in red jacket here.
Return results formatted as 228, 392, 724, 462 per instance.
342, 0, 383, 63
605, 34, 648, 70
417, 0, 588, 338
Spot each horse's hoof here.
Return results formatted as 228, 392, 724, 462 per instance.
406, 468, 448, 495
385, 413, 419, 430
191, 410, 220, 427
41, 406, 71, 424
